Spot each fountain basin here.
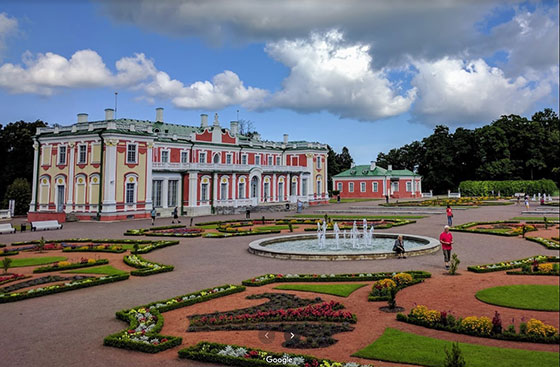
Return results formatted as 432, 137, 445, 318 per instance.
248, 233, 440, 260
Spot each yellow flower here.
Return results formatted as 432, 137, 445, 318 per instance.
393, 273, 413, 285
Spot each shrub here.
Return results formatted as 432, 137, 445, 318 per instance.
460, 316, 492, 335
459, 179, 558, 196
491, 311, 502, 334
538, 263, 553, 273
2, 257, 12, 273
393, 272, 413, 285
449, 254, 460, 275
444, 342, 466, 367
526, 319, 558, 338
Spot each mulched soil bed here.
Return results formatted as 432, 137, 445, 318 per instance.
148, 272, 559, 366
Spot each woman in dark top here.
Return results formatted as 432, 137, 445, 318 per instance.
393, 235, 406, 259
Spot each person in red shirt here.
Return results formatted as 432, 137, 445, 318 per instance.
446, 205, 453, 226
440, 225, 454, 269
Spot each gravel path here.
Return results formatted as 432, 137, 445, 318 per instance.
1, 200, 558, 367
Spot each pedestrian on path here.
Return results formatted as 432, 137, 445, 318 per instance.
446, 205, 453, 226
439, 225, 453, 269
150, 207, 157, 226
171, 207, 181, 224
524, 195, 530, 210
392, 235, 406, 259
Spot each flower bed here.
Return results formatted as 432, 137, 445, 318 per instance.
369, 272, 425, 301
0, 273, 129, 303
11, 238, 154, 246
526, 237, 560, 249
242, 270, 431, 286
397, 305, 559, 344
123, 254, 173, 276
0, 249, 19, 256
203, 229, 281, 238
451, 221, 538, 236
467, 255, 560, 273
507, 262, 560, 276
0, 273, 28, 285
131, 240, 180, 254
124, 225, 203, 237
62, 244, 126, 253
179, 342, 374, 367
103, 284, 244, 353
33, 258, 109, 273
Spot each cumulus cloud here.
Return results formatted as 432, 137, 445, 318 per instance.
0, 48, 267, 109
0, 12, 18, 57
262, 30, 416, 121
410, 57, 552, 125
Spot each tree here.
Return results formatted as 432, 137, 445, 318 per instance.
421, 125, 455, 193
2, 257, 12, 273
327, 146, 354, 191
336, 147, 353, 171
2, 178, 31, 216
0, 120, 47, 202
444, 342, 466, 367
237, 119, 258, 137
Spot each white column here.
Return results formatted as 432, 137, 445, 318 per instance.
212, 172, 218, 206
286, 173, 291, 200
162, 178, 169, 208
145, 142, 154, 210
383, 177, 387, 195
29, 141, 39, 212
65, 143, 75, 213
188, 172, 198, 207
102, 140, 117, 213
232, 173, 237, 205
272, 173, 277, 202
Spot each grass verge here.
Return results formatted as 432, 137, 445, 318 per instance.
273, 283, 367, 297
64, 265, 128, 276
9, 256, 67, 268
353, 327, 559, 367
475, 285, 559, 311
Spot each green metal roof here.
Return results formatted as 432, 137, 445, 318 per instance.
333, 165, 416, 178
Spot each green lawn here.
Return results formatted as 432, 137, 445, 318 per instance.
289, 214, 425, 220
9, 256, 67, 268
273, 283, 367, 297
329, 198, 381, 203
476, 285, 559, 311
64, 265, 128, 276
119, 244, 148, 250
353, 328, 559, 367
511, 217, 559, 222
197, 224, 219, 229
255, 225, 298, 231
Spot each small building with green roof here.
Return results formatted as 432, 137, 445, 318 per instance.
332, 162, 421, 199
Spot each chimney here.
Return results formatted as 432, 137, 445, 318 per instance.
155, 107, 164, 122
388, 164, 393, 171
230, 121, 239, 135
200, 114, 208, 128
105, 108, 114, 120
370, 161, 376, 170
77, 113, 88, 123
283, 134, 288, 144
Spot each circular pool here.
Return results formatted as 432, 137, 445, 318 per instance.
248, 233, 440, 260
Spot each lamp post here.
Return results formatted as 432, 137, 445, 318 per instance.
413, 164, 419, 198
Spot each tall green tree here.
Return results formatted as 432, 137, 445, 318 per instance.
3, 178, 31, 215
327, 146, 354, 191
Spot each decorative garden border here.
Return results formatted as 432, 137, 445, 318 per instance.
123, 254, 173, 276
526, 237, 560, 249
450, 220, 536, 236
242, 271, 431, 286
368, 272, 428, 302
33, 259, 109, 273
124, 225, 203, 237
467, 255, 560, 273
397, 305, 559, 344
178, 341, 374, 367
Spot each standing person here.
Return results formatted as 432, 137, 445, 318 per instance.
446, 205, 453, 226
392, 235, 406, 259
516, 195, 520, 205
440, 225, 454, 270
524, 196, 530, 210
150, 207, 157, 226
171, 207, 180, 224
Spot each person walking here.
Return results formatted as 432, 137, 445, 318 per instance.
392, 235, 406, 259
171, 207, 180, 224
446, 205, 453, 226
440, 225, 453, 269
524, 195, 530, 210
150, 207, 157, 226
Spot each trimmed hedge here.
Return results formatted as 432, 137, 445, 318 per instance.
203, 229, 281, 238
450, 220, 528, 236
11, 238, 155, 246
368, 278, 424, 302
0, 273, 129, 303
178, 341, 374, 367
104, 284, 244, 353
468, 255, 560, 273
131, 240, 180, 254
0, 250, 18, 256
526, 237, 560, 249
397, 312, 559, 344
33, 259, 109, 273
123, 254, 174, 276
124, 225, 203, 237
459, 179, 558, 196
242, 270, 431, 287
63, 246, 126, 253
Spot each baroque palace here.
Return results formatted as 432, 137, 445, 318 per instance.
28, 108, 328, 222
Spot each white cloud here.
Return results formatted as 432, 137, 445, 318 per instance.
411, 57, 552, 125
262, 30, 416, 121
0, 48, 267, 109
0, 12, 18, 58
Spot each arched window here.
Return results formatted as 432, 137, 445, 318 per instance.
238, 176, 246, 199
124, 174, 138, 205
89, 174, 100, 205
39, 175, 51, 205
213, 153, 220, 164
200, 176, 210, 203
75, 174, 87, 206
220, 176, 229, 200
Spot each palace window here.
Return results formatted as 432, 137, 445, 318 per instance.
317, 157, 322, 169
268, 156, 273, 165
372, 182, 378, 192
181, 151, 189, 163
199, 152, 206, 163
58, 145, 67, 165
126, 183, 135, 204
276, 156, 281, 165
78, 144, 87, 164
152, 180, 163, 207
360, 182, 366, 192
168, 180, 178, 206
213, 153, 220, 164
349, 182, 354, 192
241, 154, 247, 165
238, 182, 245, 199
226, 153, 232, 165
161, 150, 169, 163
337, 182, 342, 191
126, 144, 137, 164
406, 181, 412, 192
255, 155, 261, 165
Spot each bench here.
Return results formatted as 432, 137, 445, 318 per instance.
31, 220, 63, 231
0, 223, 16, 234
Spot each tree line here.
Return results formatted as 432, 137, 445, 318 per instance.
375, 109, 559, 194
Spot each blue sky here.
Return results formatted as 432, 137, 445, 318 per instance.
0, 0, 558, 164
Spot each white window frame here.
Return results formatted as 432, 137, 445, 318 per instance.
267, 156, 273, 166
213, 152, 221, 164
168, 180, 178, 207
161, 149, 169, 163
78, 144, 87, 164
337, 182, 342, 192
349, 182, 354, 193
125, 174, 138, 205
199, 152, 206, 163
317, 156, 322, 169
276, 156, 281, 166
255, 155, 261, 165
152, 180, 163, 207
126, 183, 135, 204
372, 182, 378, 192
360, 182, 366, 192
126, 143, 138, 164
58, 145, 67, 165
406, 181, 412, 192
226, 153, 232, 165
181, 151, 189, 163
241, 154, 247, 165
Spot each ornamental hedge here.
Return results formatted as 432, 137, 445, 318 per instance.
123, 254, 174, 276
459, 179, 558, 196
467, 255, 560, 273
33, 259, 109, 273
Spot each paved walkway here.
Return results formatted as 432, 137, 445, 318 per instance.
1, 200, 558, 367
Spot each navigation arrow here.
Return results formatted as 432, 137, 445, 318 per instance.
265, 332, 269, 339
290, 332, 294, 339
